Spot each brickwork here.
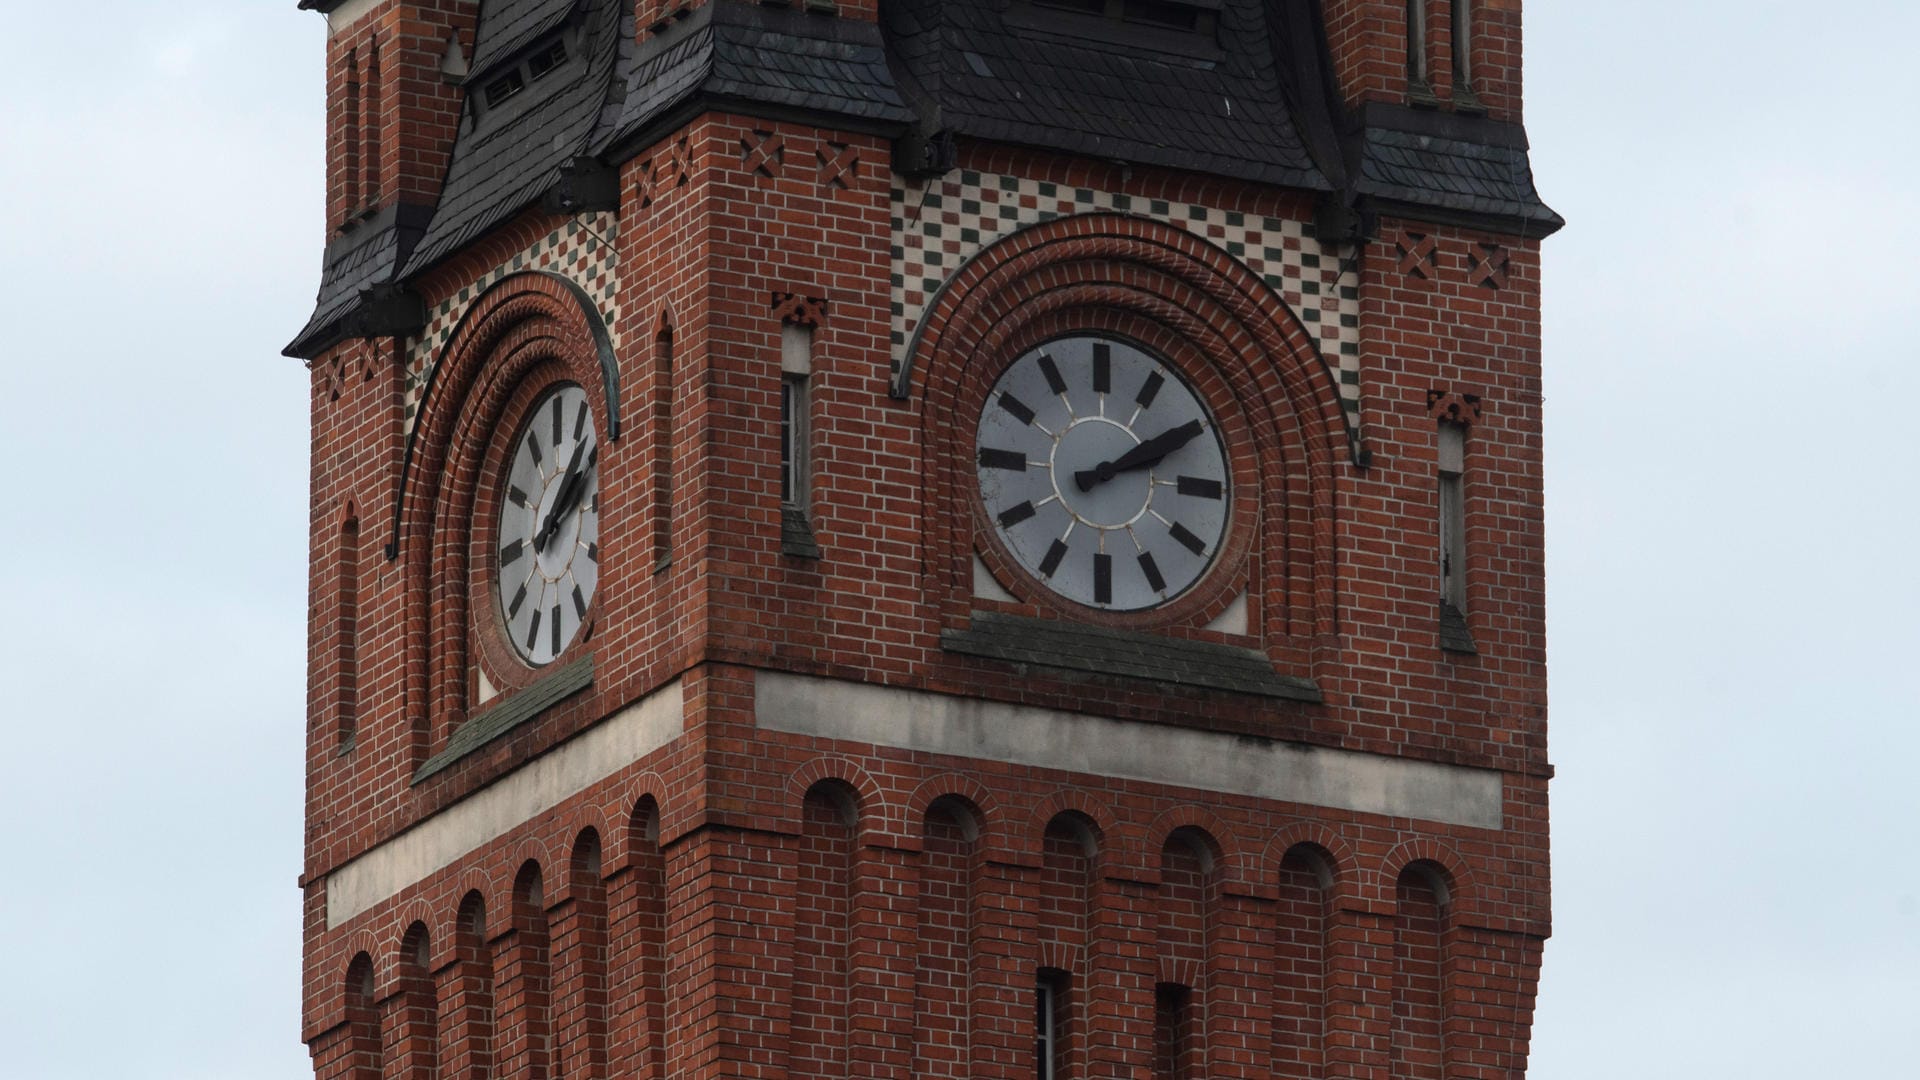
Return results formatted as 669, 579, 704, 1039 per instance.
299, 3, 1551, 1077
322, 0, 477, 232
1319, 0, 1524, 119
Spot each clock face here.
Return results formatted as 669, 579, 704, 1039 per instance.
975, 336, 1230, 612
496, 383, 600, 666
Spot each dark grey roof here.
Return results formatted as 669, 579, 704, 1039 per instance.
881, 0, 1332, 191
468, 0, 581, 78
944, 612, 1323, 703
285, 203, 429, 358
1347, 104, 1563, 234
400, 0, 624, 277
598, 1, 913, 157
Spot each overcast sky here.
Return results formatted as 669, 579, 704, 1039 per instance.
1, 2, 1915, 1077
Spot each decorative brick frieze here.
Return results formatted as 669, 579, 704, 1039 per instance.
891, 167, 1365, 437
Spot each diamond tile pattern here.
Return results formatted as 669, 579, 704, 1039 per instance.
402, 212, 621, 431
891, 169, 1363, 434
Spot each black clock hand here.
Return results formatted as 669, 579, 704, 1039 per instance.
1074, 419, 1204, 492
535, 440, 592, 551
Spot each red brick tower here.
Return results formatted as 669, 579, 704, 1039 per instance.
289, 1, 1560, 1078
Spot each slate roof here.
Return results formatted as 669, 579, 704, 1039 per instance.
468, 0, 582, 77
1349, 107, 1562, 232
598, 2, 913, 157
400, 0, 626, 277
943, 612, 1323, 703
288, 0, 1559, 357
286, 204, 428, 358
880, 0, 1332, 191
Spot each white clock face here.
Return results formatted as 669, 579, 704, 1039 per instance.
496, 383, 600, 666
975, 336, 1230, 611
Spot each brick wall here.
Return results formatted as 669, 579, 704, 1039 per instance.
301, 11, 1549, 1079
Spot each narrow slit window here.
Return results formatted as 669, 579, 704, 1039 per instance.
1452, 0, 1473, 93
1407, 0, 1429, 88
362, 40, 381, 207
653, 327, 675, 569
1036, 971, 1067, 1080
1437, 421, 1467, 613
781, 323, 813, 510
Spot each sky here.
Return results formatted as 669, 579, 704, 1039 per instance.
0, 2, 1915, 1077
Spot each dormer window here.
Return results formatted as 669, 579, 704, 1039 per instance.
484, 69, 526, 108
476, 33, 572, 115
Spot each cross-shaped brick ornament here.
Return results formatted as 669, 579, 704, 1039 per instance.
1396, 232, 1439, 280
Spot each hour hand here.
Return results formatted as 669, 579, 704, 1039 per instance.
1075, 420, 1204, 492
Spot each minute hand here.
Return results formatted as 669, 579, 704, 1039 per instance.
1075, 419, 1204, 492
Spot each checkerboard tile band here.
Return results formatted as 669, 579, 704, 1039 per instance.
403, 213, 622, 433
890, 171, 1363, 438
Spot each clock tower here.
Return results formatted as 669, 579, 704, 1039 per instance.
289, 1, 1561, 1078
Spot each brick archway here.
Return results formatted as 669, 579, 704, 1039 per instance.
909, 213, 1349, 642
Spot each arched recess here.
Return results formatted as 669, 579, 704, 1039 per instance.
791, 780, 862, 1080
912, 795, 982, 1080
343, 953, 382, 1080
386, 271, 620, 747
904, 213, 1352, 641
396, 921, 439, 1079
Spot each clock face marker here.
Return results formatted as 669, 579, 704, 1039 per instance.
998, 501, 1038, 529
978, 337, 1228, 612
1177, 476, 1223, 500
1136, 370, 1165, 409
998, 392, 1036, 426
1039, 539, 1069, 578
499, 384, 600, 665
1038, 353, 1067, 395
1138, 551, 1167, 593
979, 447, 1027, 471
1169, 522, 1208, 557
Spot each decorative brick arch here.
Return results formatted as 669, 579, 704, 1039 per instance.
391, 901, 439, 972
615, 784, 670, 872
1146, 805, 1251, 894
906, 772, 1008, 860
1263, 822, 1361, 912
386, 272, 620, 749
1381, 836, 1478, 924
787, 756, 893, 846
1026, 787, 1133, 876
907, 213, 1349, 641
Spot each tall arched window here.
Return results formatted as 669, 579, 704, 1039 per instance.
334, 512, 361, 749
362, 38, 382, 209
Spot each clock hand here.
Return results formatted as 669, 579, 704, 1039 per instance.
1074, 419, 1204, 492
534, 439, 592, 551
